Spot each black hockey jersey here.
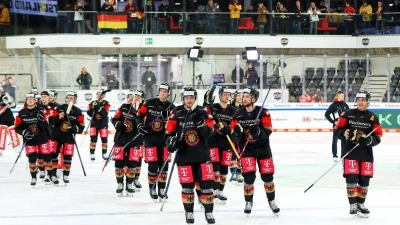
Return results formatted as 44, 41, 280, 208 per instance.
208, 103, 237, 149
87, 99, 110, 128
111, 103, 141, 147
15, 106, 50, 145
50, 104, 85, 143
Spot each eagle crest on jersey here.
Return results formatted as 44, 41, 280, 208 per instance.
124, 120, 133, 132
184, 130, 200, 146
151, 118, 163, 132
28, 124, 39, 135
61, 121, 70, 132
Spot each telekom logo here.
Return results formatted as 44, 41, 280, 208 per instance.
181, 168, 188, 176
206, 165, 212, 173
226, 154, 232, 161
210, 149, 215, 156
134, 149, 139, 155
42, 144, 47, 149
246, 158, 253, 166
349, 160, 356, 168
68, 145, 73, 150
365, 162, 372, 170
148, 149, 153, 156
265, 160, 270, 168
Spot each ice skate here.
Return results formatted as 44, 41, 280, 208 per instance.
44, 177, 51, 185
133, 179, 142, 192
349, 203, 358, 218
244, 201, 253, 217
39, 171, 45, 180
236, 173, 244, 186
116, 183, 124, 197
102, 153, 108, 161
126, 183, 135, 197
356, 203, 370, 218
217, 191, 227, 205
50, 175, 59, 186
150, 189, 158, 202
158, 189, 167, 202
63, 175, 69, 185
185, 212, 194, 224
205, 212, 215, 224
269, 200, 280, 216
30, 178, 37, 188
90, 154, 95, 162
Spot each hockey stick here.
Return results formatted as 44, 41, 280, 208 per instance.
160, 108, 192, 212
208, 85, 240, 159
101, 102, 135, 172
66, 101, 86, 176
304, 117, 388, 193
230, 76, 281, 182
10, 117, 39, 174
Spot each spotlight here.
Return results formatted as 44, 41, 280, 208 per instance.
187, 46, 203, 61
242, 47, 259, 63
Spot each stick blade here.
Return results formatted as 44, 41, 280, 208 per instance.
304, 184, 314, 193
66, 101, 74, 114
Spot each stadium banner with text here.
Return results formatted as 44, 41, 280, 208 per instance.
9, 0, 58, 17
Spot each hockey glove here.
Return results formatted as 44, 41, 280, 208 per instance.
231, 123, 244, 142
37, 110, 45, 122
161, 109, 170, 120
166, 136, 183, 152
22, 129, 34, 140
69, 125, 79, 134
114, 121, 124, 132
137, 123, 148, 135
218, 123, 231, 136
247, 125, 261, 140
192, 110, 205, 129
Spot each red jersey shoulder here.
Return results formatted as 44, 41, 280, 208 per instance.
207, 113, 214, 120
264, 109, 270, 117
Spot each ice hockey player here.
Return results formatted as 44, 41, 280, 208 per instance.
49, 90, 60, 105
231, 89, 243, 109
165, 87, 216, 224
136, 83, 175, 201
49, 92, 84, 184
0, 88, 16, 157
230, 87, 280, 217
334, 90, 382, 218
14, 93, 59, 187
87, 89, 110, 162
205, 87, 237, 204
229, 89, 244, 184
110, 90, 144, 196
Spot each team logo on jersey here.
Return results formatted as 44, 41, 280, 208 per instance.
362, 38, 370, 46
84, 93, 93, 101
370, 115, 374, 121
61, 121, 70, 132
216, 122, 228, 135
124, 120, 133, 133
151, 118, 164, 132
281, 38, 288, 46
184, 130, 200, 147
28, 124, 39, 135
112, 37, 121, 45
95, 114, 102, 120
273, 92, 281, 100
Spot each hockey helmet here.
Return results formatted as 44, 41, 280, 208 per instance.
133, 89, 146, 100
50, 89, 58, 97
181, 87, 197, 101
25, 93, 35, 100
66, 91, 78, 99
242, 87, 259, 101
159, 83, 170, 93
354, 90, 371, 106
31, 87, 39, 94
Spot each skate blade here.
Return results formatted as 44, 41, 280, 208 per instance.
245, 213, 251, 218
158, 197, 167, 203
356, 212, 369, 218
117, 192, 123, 197
126, 192, 134, 197
134, 188, 141, 192
215, 199, 226, 205
273, 212, 279, 217
236, 182, 243, 186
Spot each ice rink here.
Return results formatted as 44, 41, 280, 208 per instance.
0, 132, 399, 225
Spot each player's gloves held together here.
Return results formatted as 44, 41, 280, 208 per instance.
114, 121, 125, 132
218, 123, 231, 136
22, 129, 34, 140
166, 136, 184, 152
191, 109, 205, 129
247, 125, 261, 140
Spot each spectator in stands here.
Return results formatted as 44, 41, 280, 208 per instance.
63, 3, 74, 33
142, 66, 156, 99
292, 0, 303, 35
359, 0, 372, 29
324, 90, 349, 162
276, 2, 288, 34
101, 0, 115, 34
100, 76, 107, 86
343, 1, 355, 34
76, 67, 93, 90
311, 91, 324, 102
229, 0, 242, 34
327, 8, 344, 34
125, 0, 139, 34
0, 2, 10, 36
2, 78, 15, 100
298, 91, 311, 102
245, 4, 257, 26
392, 0, 400, 21
231, 66, 244, 83
375, 1, 384, 30
206, 0, 217, 34
308, 2, 320, 35
106, 70, 118, 90
143, 0, 156, 34
318, 0, 327, 18
244, 63, 259, 89
84, 0, 98, 33
74, 1, 85, 33
157, 0, 170, 34
257, 2, 268, 34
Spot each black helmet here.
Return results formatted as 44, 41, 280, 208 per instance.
354, 90, 370, 106
159, 83, 170, 93
181, 87, 197, 101
242, 87, 259, 101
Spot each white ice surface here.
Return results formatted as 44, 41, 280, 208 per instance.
0, 132, 399, 225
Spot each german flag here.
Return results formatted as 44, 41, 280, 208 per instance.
97, 13, 127, 29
